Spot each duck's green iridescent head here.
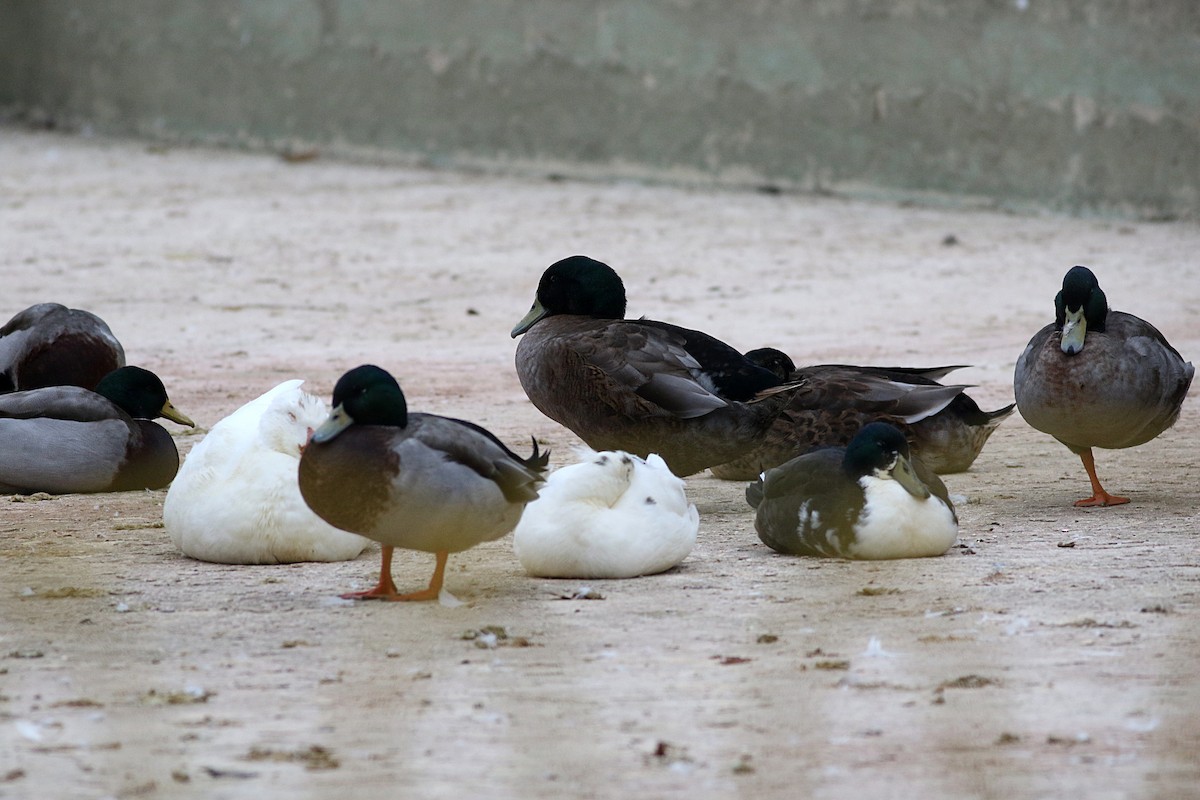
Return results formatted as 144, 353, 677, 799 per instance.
313, 364, 408, 442
511, 256, 628, 337
95, 366, 195, 426
1054, 265, 1108, 355
843, 422, 930, 500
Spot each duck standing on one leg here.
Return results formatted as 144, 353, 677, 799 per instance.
510, 255, 792, 477
1014, 265, 1194, 507
747, 422, 958, 560
298, 365, 548, 601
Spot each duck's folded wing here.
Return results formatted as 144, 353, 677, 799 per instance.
1110, 310, 1194, 369
0, 387, 123, 422
761, 448, 844, 500
414, 415, 548, 504
0, 418, 128, 493
577, 322, 729, 419
641, 321, 781, 400
817, 364, 969, 383
791, 367, 967, 423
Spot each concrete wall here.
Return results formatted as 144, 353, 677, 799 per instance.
2, 1, 1198, 219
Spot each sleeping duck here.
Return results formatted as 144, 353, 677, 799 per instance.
747, 422, 958, 559
0, 366, 194, 494
298, 365, 548, 601
513, 449, 699, 579
709, 347, 1014, 480
511, 255, 793, 477
1014, 265, 1194, 506
163, 380, 370, 564
0, 303, 126, 393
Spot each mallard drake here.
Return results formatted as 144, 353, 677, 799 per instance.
511, 255, 791, 477
298, 365, 548, 601
513, 449, 699, 579
709, 347, 1014, 480
0, 366, 194, 494
1014, 265, 1194, 506
747, 422, 958, 559
164, 380, 370, 564
0, 303, 125, 392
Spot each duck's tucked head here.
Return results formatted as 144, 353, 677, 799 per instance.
261, 388, 328, 456
743, 347, 797, 381
95, 366, 195, 426
312, 364, 408, 443
511, 255, 627, 337
843, 422, 929, 499
1054, 265, 1108, 355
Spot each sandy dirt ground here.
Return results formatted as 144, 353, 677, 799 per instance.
1, 128, 1198, 800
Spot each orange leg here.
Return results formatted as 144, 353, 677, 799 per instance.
1074, 448, 1130, 507
341, 545, 401, 599
340, 547, 450, 602
390, 551, 449, 602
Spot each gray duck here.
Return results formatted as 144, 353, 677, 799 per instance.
1014, 265, 1193, 506
0, 366, 195, 494
0, 303, 125, 392
298, 365, 548, 601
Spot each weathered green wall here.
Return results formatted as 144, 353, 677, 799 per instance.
2, 1, 1198, 218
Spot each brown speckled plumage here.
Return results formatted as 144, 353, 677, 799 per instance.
515, 315, 788, 477
512, 257, 798, 477
710, 360, 1014, 481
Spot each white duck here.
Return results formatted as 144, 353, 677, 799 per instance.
513, 450, 699, 579
164, 380, 370, 564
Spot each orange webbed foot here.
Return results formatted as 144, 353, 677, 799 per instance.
341, 549, 449, 603
340, 586, 400, 601
1073, 492, 1130, 508
1074, 450, 1129, 508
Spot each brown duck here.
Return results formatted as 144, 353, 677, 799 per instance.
511, 256, 792, 477
709, 348, 1014, 481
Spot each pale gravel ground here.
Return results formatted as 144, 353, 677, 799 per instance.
1, 128, 1198, 799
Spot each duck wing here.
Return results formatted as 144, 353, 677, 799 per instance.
824, 364, 970, 383
565, 321, 731, 419
789, 366, 968, 423
411, 414, 548, 504
750, 448, 862, 556
0, 385, 125, 423
0, 414, 133, 493
639, 320, 781, 400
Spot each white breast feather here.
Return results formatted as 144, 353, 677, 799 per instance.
848, 475, 958, 560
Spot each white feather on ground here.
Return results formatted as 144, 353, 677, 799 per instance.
513, 449, 698, 578
163, 380, 370, 564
